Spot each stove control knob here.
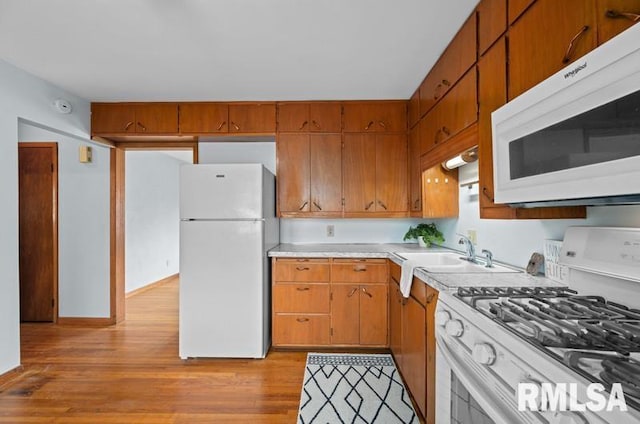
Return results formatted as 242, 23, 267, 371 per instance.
550, 412, 588, 424
435, 311, 451, 327
472, 343, 496, 365
445, 319, 464, 337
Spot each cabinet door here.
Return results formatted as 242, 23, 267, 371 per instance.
180, 103, 228, 133
377, 102, 407, 132
91, 104, 136, 134
359, 284, 388, 346
403, 294, 426, 417
331, 285, 360, 345
596, 0, 640, 45
419, 107, 440, 156
508, 0, 536, 24
409, 125, 422, 215
277, 134, 310, 213
273, 314, 330, 346
509, 0, 596, 100
343, 102, 406, 133
422, 166, 459, 218
376, 134, 408, 212
310, 134, 342, 212
135, 104, 178, 134
389, 276, 403, 366
228, 103, 276, 133
438, 68, 478, 146
408, 90, 421, 129
343, 134, 376, 212
277, 103, 309, 132
477, 0, 507, 55
425, 286, 439, 424
309, 103, 342, 132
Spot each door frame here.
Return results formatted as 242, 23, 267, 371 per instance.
18, 142, 59, 323
110, 141, 198, 323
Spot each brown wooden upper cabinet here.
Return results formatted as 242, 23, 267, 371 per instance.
477, 0, 507, 55
277, 102, 342, 133
342, 102, 407, 133
422, 166, 459, 219
508, 0, 597, 100
92, 103, 178, 135
508, 0, 536, 24
179, 103, 228, 133
343, 133, 408, 215
419, 13, 476, 117
408, 125, 422, 216
596, 0, 640, 44
408, 90, 421, 129
277, 133, 342, 217
228, 103, 276, 133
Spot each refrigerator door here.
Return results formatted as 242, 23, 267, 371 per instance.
180, 164, 264, 220
179, 219, 268, 358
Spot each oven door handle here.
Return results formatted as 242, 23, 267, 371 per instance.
436, 335, 536, 424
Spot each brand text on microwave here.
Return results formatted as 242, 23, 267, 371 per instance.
517, 382, 627, 412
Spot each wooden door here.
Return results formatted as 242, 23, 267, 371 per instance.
228, 103, 276, 133
437, 69, 478, 145
408, 90, 421, 129
309, 134, 342, 212
134, 104, 178, 133
91, 103, 136, 134
309, 103, 342, 132
422, 166, 459, 218
508, 0, 536, 24
409, 124, 422, 215
277, 103, 309, 132
477, 0, 507, 55
180, 103, 228, 133
596, 0, 640, 45
508, 0, 596, 100
419, 107, 440, 156
18, 143, 58, 322
375, 134, 408, 212
359, 284, 388, 346
330, 284, 360, 345
277, 134, 310, 213
403, 294, 426, 417
343, 134, 376, 212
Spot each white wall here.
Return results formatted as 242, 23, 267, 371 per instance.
435, 162, 640, 268
125, 151, 182, 293
281, 219, 424, 244
0, 59, 92, 374
18, 124, 111, 318
198, 141, 276, 174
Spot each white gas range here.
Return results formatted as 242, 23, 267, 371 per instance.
435, 227, 640, 424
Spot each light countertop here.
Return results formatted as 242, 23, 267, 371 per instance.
268, 243, 563, 292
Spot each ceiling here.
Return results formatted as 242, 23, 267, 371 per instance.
0, 0, 478, 102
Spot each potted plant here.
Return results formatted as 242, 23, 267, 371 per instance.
403, 223, 445, 248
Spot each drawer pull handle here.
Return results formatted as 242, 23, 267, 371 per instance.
299, 120, 308, 130
605, 9, 640, 22
364, 120, 375, 130
231, 121, 240, 131
482, 186, 494, 202
441, 126, 451, 137
299, 201, 308, 211
426, 293, 436, 304
137, 122, 147, 132
378, 120, 387, 129
362, 287, 373, 298
378, 200, 388, 210
313, 201, 322, 211
364, 201, 374, 211
296, 266, 310, 271
347, 287, 359, 297
124, 121, 134, 131
216, 121, 227, 131
312, 120, 321, 129
353, 267, 367, 272
296, 287, 310, 291
562, 25, 590, 64
296, 318, 309, 323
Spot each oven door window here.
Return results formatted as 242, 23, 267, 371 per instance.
451, 373, 496, 424
508, 88, 640, 180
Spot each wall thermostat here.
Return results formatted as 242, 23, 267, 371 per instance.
54, 98, 72, 114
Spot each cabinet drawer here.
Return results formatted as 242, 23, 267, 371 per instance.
273, 283, 330, 313
333, 258, 387, 264
273, 314, 330, 345
274, 262, 330, 282
331, 263, 388, 283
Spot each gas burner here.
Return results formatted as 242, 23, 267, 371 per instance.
455, 286, 574, 307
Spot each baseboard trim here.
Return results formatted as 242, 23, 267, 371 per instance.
57, 317, 115, 327
126, 273, 178, 299
0, 365, 24, 388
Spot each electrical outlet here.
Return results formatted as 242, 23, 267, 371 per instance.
327, 225, 335, 237
467, 229, 477, 244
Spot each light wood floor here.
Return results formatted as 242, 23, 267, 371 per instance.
1, 276, 308, 423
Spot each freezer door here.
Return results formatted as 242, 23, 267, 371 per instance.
180, 164, 263, 219
179, 220, 268, 358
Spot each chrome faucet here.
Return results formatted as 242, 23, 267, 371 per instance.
482, 249, 493, 268
457, 234, 476, 263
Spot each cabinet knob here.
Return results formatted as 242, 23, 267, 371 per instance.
299, 121, 308, 130
312, 201, 322, 211
137, 122, 147, 132
361, 287, 373, 298
347, 287, 359, 297
298, 201, 308, 211
377, 200, 388, 210
216, 121, 227, 131
296, 318, 309, 323
295, 266, 310, 271
364, 201, 374, 211
124, 121, 134, 131
378, 120, 387, 129
311, 120, 321, 129
364, 120, 374, 130
231, 121, 240, 131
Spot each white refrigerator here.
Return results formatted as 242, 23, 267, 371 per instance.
179, 164, 279, 359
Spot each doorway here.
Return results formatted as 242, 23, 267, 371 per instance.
18, 142, 58, 322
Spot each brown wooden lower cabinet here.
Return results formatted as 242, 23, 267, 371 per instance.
272, 257, 389, 348
389, 261, 437, 423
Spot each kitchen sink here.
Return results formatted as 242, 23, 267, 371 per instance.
394, 251, 520, 273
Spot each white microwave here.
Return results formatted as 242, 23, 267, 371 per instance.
492, 23, 640, 207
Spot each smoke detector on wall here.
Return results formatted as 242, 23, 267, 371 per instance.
53, 98, 72, 114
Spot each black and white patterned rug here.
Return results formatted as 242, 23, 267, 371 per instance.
298, 353, 418, 424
